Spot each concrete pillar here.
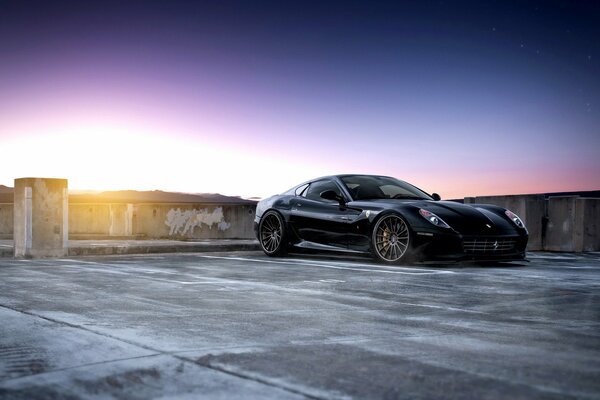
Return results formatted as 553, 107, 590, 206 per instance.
13, 178, 68, 258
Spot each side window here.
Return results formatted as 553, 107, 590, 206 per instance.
304, 180, 342, 202
295, 184, 309, 196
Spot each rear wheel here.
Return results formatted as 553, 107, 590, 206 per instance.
372, 214, 411, 263
258, 211, 287, 256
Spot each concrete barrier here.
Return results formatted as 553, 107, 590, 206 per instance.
578, 198, 600, 252
135, 203, 255, 239
70, 204, 133, 237
0, 203, 12, 239
546, 197, 600, 252
0, 202, 256, 240
464, 195, 545, 251
545, 196, 578, 252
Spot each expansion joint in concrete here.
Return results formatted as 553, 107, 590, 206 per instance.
177, 354, 325, 400
0, 303, 319, 399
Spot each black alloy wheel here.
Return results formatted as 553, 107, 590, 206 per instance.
259, 211, 287, 256
372, 214, 410, 263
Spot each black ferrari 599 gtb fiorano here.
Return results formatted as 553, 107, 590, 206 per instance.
254, 175, 528, 263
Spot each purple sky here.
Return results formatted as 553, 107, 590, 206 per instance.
0, 0, 598, 199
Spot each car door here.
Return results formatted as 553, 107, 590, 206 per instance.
288, 179, 354, 249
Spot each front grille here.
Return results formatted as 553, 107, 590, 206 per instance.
462, 238, 517, 254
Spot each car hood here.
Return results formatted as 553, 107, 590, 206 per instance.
359, 199, 516, 235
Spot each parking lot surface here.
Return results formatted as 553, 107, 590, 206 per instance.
1, 251, 599, 399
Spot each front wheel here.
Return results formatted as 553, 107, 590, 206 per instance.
258, 211, 288, 256
372, 214, 411, 264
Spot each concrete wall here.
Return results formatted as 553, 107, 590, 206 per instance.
464, 194, 546, 251
0, 203, 12, 239
70, 204, 133, 236
135, 203, 255, 239
579, 198, 600, 252
0, 202, 256, 240
545, 196, 577, 252
545, 197, 600, 252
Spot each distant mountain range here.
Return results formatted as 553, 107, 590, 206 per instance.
2, 184, 597, 204
0, 186, 256, 204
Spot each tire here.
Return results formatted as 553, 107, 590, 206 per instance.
371, 213, 411, 264
258, 210, 288, 256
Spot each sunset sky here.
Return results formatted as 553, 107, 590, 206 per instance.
0, 0, 598, 199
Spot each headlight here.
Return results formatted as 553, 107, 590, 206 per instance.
419, 209, 450, 228
505, 210, 525, 229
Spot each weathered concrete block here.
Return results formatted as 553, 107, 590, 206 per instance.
577, 198, 600, 252
135, 203, 255, 239
464, 194, 545, 251
543, 196, 600, 252
0, 203, 13, 239
69, 203, 133, 237
545, 196, 577, 252
109, 204, 134, 236
67, 202, 255, 239
69, 204, 111, 235
13, 178, 68, 257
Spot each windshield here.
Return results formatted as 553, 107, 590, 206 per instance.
340, 175, 432, 201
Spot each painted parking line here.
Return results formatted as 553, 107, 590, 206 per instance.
57, 263, 243, 285
398, 302, 487, 314
290, 257, 448, 272
199, 255, 455, 275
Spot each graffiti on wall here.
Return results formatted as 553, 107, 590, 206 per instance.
165, 207, 231, 236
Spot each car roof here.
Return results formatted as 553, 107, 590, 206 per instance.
293, 174, 396, 186
309, 174, 394, 181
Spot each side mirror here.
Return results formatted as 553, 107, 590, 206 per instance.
431, 193, 441, 201
320, 190, 345, 206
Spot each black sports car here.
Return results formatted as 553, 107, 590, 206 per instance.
254, 174, 528, 263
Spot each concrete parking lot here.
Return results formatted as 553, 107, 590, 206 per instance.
1, 251, 599, 399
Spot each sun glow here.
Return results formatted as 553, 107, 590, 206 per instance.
0, 118, 327, 198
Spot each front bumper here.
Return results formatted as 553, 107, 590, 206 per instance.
412, 230, 528, 262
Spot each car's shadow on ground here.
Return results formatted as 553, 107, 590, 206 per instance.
281, 250, 528, 269
424, 261, 529, 269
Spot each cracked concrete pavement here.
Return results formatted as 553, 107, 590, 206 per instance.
1, 251, 599, 399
